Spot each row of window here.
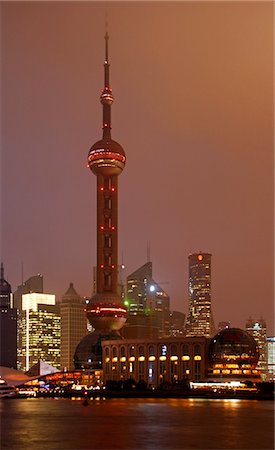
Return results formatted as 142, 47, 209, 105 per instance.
104, 344, 202, 358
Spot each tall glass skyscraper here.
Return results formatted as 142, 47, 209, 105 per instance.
185, 253, 215, 337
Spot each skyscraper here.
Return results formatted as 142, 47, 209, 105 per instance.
17, 293, 60, 371
186, 253, 215, 337
124, 261, 170, 339
246, 317, 267, 379
60, 283, 87, 371
0, 263, 17, 368
74, 34, 127, 369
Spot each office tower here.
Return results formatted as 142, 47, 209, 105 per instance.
246, 317, 267, 379
13, 274, 43, 310
186, 253, 215, 337
74, 34, 127, 369
124, 261, 170, 338
60, 283, 87, 371
218, 321, 231, 331
0, 263, 17, 368
266, 337, 275, 380
17, 293, 60, 371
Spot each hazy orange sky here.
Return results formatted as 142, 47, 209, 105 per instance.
1, 2, 274, 333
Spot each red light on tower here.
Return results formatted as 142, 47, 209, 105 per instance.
198, 255, 203, 261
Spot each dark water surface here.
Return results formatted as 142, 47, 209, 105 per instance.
1, 397, 274, 450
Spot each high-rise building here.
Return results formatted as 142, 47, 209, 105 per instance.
17, 293, 60, 371
74, 34, 127, 369
124, 262, 170, 339
246, 317, 267, 379
266, 337, 275, 381
186, 253, 215, 338
0, 263, 17, 368
60, 283, 87, 371
13, 274, 43, 310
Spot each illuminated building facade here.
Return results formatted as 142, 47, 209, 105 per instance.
18, 293, 60, 371
186, 253, 215, 337
60, 283, 87, 371
207, 328, 260, 382
74, 34, 127, 369
124, 262, 170, 339
246, 317, 267, 379
266, 337, 275, 381
0, 263, 17, 368
102, 336, 207, 386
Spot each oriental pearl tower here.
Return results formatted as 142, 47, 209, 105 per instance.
74, 34, 127, 369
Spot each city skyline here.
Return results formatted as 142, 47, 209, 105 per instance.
1, 2, 273, 333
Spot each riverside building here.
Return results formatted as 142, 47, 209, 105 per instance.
17, 292, 60, 371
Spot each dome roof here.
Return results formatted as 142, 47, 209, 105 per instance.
74, 330, 121, 370
89, 138, 125, 156
208, 327, 259, 366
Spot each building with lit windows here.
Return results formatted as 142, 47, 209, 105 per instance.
17, 293, 60, 371
266, 337, 275, 380
245, 317, 267, 379
124, 261, 171, 339
185, 253, 215, 337
207, 328, 260, 382
60, 283, 87, 371
0, 263, 17, 368
102, 336, 207, 387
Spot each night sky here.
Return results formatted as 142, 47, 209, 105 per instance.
1, 2, 274, 333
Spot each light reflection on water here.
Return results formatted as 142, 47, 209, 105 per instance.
1, 398, 274, 449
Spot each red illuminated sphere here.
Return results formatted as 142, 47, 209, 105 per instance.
88, 139, 126, 176
86, 294, 127, 331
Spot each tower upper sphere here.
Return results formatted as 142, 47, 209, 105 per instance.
87, 33, 126, 176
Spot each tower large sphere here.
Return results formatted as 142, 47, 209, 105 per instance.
88, 139, 126, 176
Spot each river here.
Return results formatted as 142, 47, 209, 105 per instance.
1, 397, 274, 449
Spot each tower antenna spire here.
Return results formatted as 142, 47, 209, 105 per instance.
100, 29, 113, 140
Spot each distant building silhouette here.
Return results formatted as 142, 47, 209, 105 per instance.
246, 317, 267, 379
0, 263, 17, 368
17, 293, 60, 371
60, 283, 87, 371
185, 253, 215, 338
13, 274, 43, 310
169, 311, 185, 337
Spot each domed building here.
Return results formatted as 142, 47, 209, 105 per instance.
208, 328, 260, 381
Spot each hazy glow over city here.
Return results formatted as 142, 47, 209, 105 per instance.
1, 2, 273, 333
